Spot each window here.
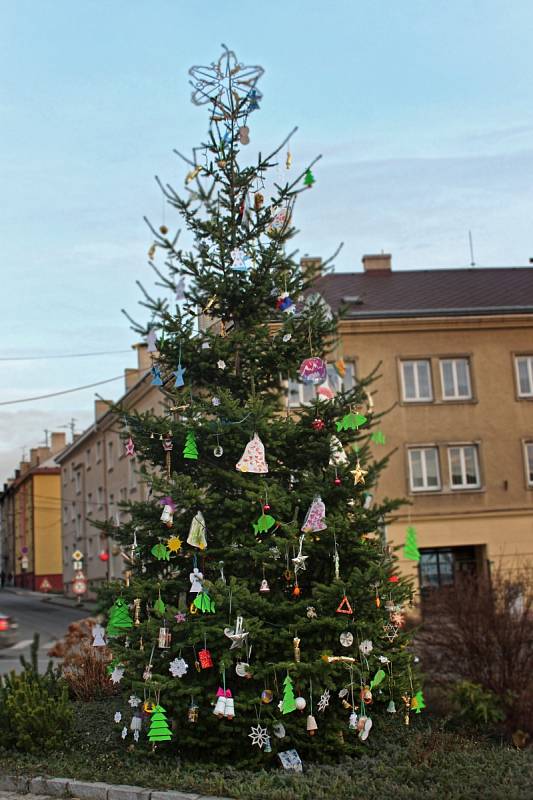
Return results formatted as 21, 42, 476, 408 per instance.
63, 505, 68, 523
87, 537, 93, 558
515, 356, 533, 397
74, 470, 81, 494
75, 514, 82, 538
524, 442, 533, 486
120, 487, 127, 502
420, 546, 480, 591
71, 503, 76, 522
440, 358, 472, 400
107, 439, 114, 470
288, 362, 356, 407
408, 447, 441, 491
448, 445, 481, 489
86, 448, 91, 469
400, 360, 432, 402
87, 493, 93, 515
128, 458, 137, 492
70, 462, 75, 480
96, 440, 102, 462
97, 487, 104, 509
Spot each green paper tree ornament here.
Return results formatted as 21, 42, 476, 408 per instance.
412, 690, 426, 714
303, 168, 315, 187
336, 411, 367, 432
148, 704, 172, 742
153, 594, 166, 616
403, 526, 421, 562
107, 598, 133, 637
252, 512, 276, 534
282, 673, 297, 714
194, 591, 215, 613
370, 669, 386, 689
371, 430, 386, 445
151, 543, 170, 560
183, 431, 198, 460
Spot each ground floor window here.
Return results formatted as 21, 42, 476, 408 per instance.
419, 545, 480, 590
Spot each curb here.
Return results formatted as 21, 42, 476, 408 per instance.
0, 776, 232, 800
3, 587, 97, 612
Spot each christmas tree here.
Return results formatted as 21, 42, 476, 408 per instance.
106, 598, 133, 637
183, 431, 198, 460
101, 46, 418, 765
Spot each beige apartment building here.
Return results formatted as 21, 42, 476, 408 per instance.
307, 254, 533, 592
56, 345, 163, 595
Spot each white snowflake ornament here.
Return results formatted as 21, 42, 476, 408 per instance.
248, 723, 269, 749
169, 657, 189, 678
317, 689, 331, 712
128, 694, 141, 708
110, 666, 125, 684
217, 360, 226, 370
359, 639, 373, 656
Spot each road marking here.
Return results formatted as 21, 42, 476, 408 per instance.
8, 638, 34, 650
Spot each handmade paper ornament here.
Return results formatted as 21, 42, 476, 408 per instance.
217, 359, 226, 370
266, 206, 291, 237
293, 636, 301, 663
169, 657, 188, 677
153, 590, 166, 616
236, 433, 268, 473
334, 358, 346, 378
247, 88, 261, 111
151, 542, 170, 560
114, 711, 122, 724
282, 674, 297, 714
187, 511, 207, 549
359, 639, 373, 656
358, 716, 373, 741
172, 360, 186, 388
254, 191, 264, 210
147, 704, 172, 742
259, 578, 270, 593
383, 623, 399, 642
261, 689, 273, 704
130, 714, 142, 733
125, 437, 135, 457
370, 669, 386, 690
110, 665, 125, 684
403, 525, 421, 561
317, 383, 335, 401
91, 624, 106, 647
107, 598, 133, 636
303, 168, 315, 187
167, 535, 182, 553
249, 724, 269, 748
230, 247, 249, 271
235, 661, 252, 678
189, 567, 204, 593
317, 689, 330, 712
193, 591, 215, 613
253, 510, 276, 534
348, 711, 358, 731
133, 599, 141, 626
411, 691, 426, 714
360, 686, 373, 705
174, 611, 187, 623
128, 695, 141, 708
213, 688, 234, 718
301, 496, 326, 533
183, 431, 198, 460
198, 648, 213, 669
371, 430, 386, 445
292, 535, 308, 574
188, 700, 199, 723
306, 606, 317, 619
224, 616, 249, 650
340, 631, 353, 647
276, 292, 296, 314
238, 125, 250, 144
146, 328, 158, 352
175, 276, 186, 300
387, 700, 397, 713
273, 721, 286, 739
160, 503, 174, 527
298, 356, 327, 385
311, 417, 325, 431
329, 435, 349, 467
158, 624, 171, 649
306, 714, 318, 736
150, 365, 163, 386
336, 409, 367, 432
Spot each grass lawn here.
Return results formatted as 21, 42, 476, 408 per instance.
0, 700, 531, 800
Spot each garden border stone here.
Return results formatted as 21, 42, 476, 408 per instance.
0, 777, 231, 800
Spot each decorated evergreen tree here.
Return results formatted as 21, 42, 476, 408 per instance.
100, 46, 419, 765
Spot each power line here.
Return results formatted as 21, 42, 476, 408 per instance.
0, 349, 132, 362
0, 375, 125, 406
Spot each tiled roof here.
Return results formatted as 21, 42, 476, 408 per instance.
312, 267, 533, 318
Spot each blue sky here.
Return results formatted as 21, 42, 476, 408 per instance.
1, 0, 532, 480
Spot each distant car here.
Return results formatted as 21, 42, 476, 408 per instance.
0, 613, 18, 648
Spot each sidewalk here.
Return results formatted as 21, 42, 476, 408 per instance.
3, 586, 98, 613
0, 776, 230, 800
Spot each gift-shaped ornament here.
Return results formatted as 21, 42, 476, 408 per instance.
236, 433, 268, 474
301, 496, 327, 533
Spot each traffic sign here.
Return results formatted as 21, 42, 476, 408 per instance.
72, 550, 83, 562
39, 577, 52, 592
72, 576, 87, 596
73, 560, 83, 571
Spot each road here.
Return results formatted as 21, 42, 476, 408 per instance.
0, 589, 92, 675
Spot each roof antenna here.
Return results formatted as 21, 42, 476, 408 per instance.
468, 230, 476, 267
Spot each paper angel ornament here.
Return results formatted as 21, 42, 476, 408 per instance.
236, 433, 268, 474
329, 436, 349, 467
187, 511, 207, 549
189, 567, 204, 593
91, 624, 106, 647
301, 496, 327, 533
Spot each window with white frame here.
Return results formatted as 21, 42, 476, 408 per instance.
448, 445, 481, 489
440, 358, 472, 400
515, 356, 533, 397
408, 447, 441, 491
400, 360, 432, 402
524, 442, 533, 486
288, 362, 356, 407
107, 439, 114, 470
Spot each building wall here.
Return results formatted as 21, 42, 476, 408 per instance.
339, 313, 533, 584
33, 473, 62, 591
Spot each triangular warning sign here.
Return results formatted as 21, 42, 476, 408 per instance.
336, 594, 353, 615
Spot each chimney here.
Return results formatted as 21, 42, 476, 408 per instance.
362, 253, 392, 272
50, 432, 67, 455
300, 256, 322, 281
133, 343, 152, 372
95, 400, 111, 421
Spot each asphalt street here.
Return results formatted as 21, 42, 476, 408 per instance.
0, 589, 90, 674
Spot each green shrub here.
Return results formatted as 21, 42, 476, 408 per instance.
0, 634, 73, 753
451, 681, 504, 728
